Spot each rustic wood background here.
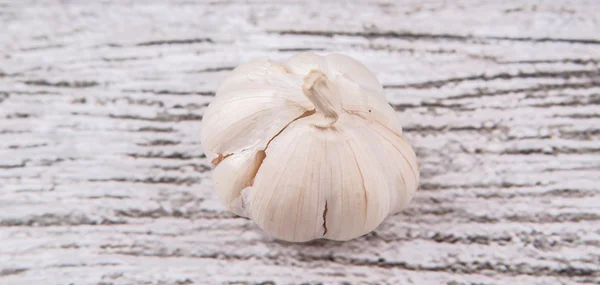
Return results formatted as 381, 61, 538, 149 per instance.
1, 0, 599, 284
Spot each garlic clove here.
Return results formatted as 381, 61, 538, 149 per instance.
216, 60, 280, 95
369, 122, 420, 213
283, 52, 328, 76
331, 75, 404, 134
201, 60, 314, 156
201, 92, 309, 155
211, 149, 265, 217
283, 53, 402, 134
242, 114, 417, 242
243, 121, 320, 242
324, 53, 384, 95
285, 53, 384, 96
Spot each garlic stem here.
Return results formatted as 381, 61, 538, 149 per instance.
302, 70, 342, 125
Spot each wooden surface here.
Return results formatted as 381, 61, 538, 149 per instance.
1, 1, 599, 284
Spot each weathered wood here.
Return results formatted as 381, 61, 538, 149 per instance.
1, 1, 599, 284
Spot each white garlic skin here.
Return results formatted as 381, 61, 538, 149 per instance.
201, 52, 419, 242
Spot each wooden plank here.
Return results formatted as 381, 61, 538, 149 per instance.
1, 1, 599, 284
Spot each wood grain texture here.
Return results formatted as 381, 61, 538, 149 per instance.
1, 0, 599, 284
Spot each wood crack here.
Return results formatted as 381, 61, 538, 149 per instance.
88, 176, 202, 185
0, 268, 29, 277
446, 82, 600, 101
23, 80, 99, 88
132, 127, 176, 133
0, 214, 126, 227
185, 66, 236, 73
136, 38, 214, 46
122, 89, 215, 96
106, 113, 202, 122
384, 69, 600, 90
127, 152, 206, 160
272, 30, 600, 45
499, 58, 600, 65
136, 139, 181, 147
0, 160, 29, 169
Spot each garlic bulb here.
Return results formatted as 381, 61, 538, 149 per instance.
201, 52, 419, 242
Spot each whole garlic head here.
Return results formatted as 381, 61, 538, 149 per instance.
201, 52, 419, 242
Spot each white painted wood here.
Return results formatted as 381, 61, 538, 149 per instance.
1, 1, 599, 284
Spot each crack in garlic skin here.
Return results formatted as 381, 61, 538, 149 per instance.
322, 200, 328, 235
201, 52, 419, 242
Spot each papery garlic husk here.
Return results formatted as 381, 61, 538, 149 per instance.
201, 52, 419, 242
